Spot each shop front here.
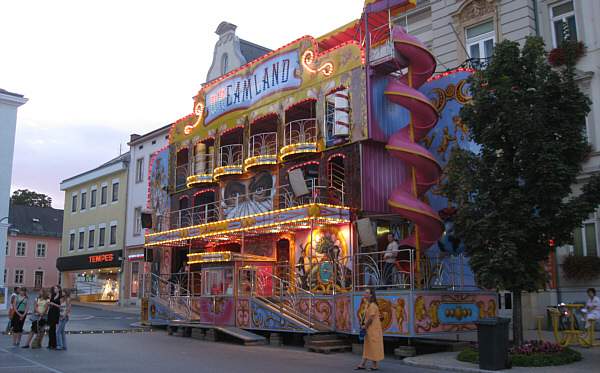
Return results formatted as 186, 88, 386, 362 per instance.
56, 250, 123, 302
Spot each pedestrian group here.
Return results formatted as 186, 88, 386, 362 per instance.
7, 285, 71, 350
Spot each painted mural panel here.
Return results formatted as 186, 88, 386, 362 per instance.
353, 293, 411, 335
413, 292, 497, 335
221, 171, 276, 219
334, 294, 352, 332
294, 225, 352, 292
148, 147, 171, 230
199, 296, 234, 325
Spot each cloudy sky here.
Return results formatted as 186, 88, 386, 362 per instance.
2, 0, 363, 209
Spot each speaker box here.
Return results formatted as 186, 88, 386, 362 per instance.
145, 248, 154, 262
288, 168, 310, 198
356, 218, 377, 247
141, 211, 153, 229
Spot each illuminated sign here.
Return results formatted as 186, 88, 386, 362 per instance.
56, 249, 123, 271
128, 253, 145, 259
203, 50, 302, 124
89, 254, 114, 263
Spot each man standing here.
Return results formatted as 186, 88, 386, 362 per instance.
383, 234, 398, 287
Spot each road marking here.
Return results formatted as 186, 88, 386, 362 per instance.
0, 347, 65, 373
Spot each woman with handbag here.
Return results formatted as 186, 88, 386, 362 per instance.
5, 287, 19, 333
355, 288, 384, 371
21, 288, 50, 348
11, 287, 29, 347
46, 284, 62, 349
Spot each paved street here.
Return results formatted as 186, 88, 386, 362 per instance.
0, 303, 432, 373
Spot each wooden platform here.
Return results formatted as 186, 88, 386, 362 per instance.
215, 326, 267, 345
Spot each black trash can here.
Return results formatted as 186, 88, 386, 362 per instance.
474, 317, 511, 370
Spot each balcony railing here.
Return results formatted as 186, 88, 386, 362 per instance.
281, 118, 317, 160
161, 178, 346, 230
245, 132, 277, 171
214, 144, 243, 178
187, 153, 214, 186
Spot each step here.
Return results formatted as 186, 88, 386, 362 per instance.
306, 344, 352, 354
306, 339, 350, 348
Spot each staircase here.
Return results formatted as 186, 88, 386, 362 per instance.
304, 333, 352, 354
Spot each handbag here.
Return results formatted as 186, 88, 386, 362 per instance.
9, 307, 14, 319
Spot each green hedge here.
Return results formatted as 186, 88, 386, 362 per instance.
457, 347, 582, 367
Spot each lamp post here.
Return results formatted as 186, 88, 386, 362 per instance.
0, 216, 19, 236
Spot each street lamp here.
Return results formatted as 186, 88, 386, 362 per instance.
0, 216, 19, 236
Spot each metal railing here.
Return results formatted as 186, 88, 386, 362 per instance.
160, 178, 346, 230
191, 153, 214, 175
283, 118, 317, 147
218, 144, 243, 168
248, 132, 277, 158
239, 265, 321, 330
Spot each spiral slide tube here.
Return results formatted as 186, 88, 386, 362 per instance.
384, 26, 445, 250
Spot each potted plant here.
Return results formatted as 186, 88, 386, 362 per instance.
560, 253, 600, 282
548, 40, 586, 67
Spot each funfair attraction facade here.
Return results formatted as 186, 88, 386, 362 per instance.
142, 0, 496, 339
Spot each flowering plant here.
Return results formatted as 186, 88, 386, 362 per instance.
560, 254, 600, 282
548, 41, 586, 67
474, 340, 562, 356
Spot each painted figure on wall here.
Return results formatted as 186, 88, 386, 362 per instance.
221, 171, 276, 219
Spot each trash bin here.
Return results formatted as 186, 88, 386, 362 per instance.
474, 317, 511, 370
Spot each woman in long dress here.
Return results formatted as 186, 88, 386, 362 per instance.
355, 288, 384, 371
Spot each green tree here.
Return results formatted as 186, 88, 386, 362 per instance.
442, 36, 600, 345
10, 189, 52, 208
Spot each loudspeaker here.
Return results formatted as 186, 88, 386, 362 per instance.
356, 218, 377, 247
145, 248, 154, 262
141, 211, 154, 229
288, 168, 310, 198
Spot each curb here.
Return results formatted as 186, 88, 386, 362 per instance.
403, 357, 499, 373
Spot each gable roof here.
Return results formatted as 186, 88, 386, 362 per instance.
8, 204, 64, 238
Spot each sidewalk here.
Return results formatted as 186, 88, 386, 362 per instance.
403, 328, 600, 372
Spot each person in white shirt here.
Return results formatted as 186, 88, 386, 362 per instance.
382, 234, 398, 287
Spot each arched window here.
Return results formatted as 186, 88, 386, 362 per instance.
222, 54, 229, 76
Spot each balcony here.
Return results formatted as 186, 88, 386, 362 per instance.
150, 178, 347, 238
244, 132, 277, 171
213, 144, 243, 179
187, 153, 214, 186
280, 118, 318, 161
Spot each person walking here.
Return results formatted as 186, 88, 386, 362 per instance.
355, 288, 384, 371
5, 286, 19, 333
46, 285, 62, 349
21, 288, 50, 348
11, 287, 29, 347
56, 289, 71, 350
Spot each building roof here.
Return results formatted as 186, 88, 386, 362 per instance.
239, 39, 272, 64
8, 204, 64, 238
60, 151, 130, 188
0, 88, 25, 98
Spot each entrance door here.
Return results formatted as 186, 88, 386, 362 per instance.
276, 239, 290, 282
34, 271, 44, 290
497, 291, 513, 321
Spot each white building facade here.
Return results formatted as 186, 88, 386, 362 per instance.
0, 88, 27, 309
122, 126, 170, 306
395, 0, 600, 327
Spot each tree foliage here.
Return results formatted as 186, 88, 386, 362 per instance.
10, 189, 52, 208
442, 37, 600, 343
